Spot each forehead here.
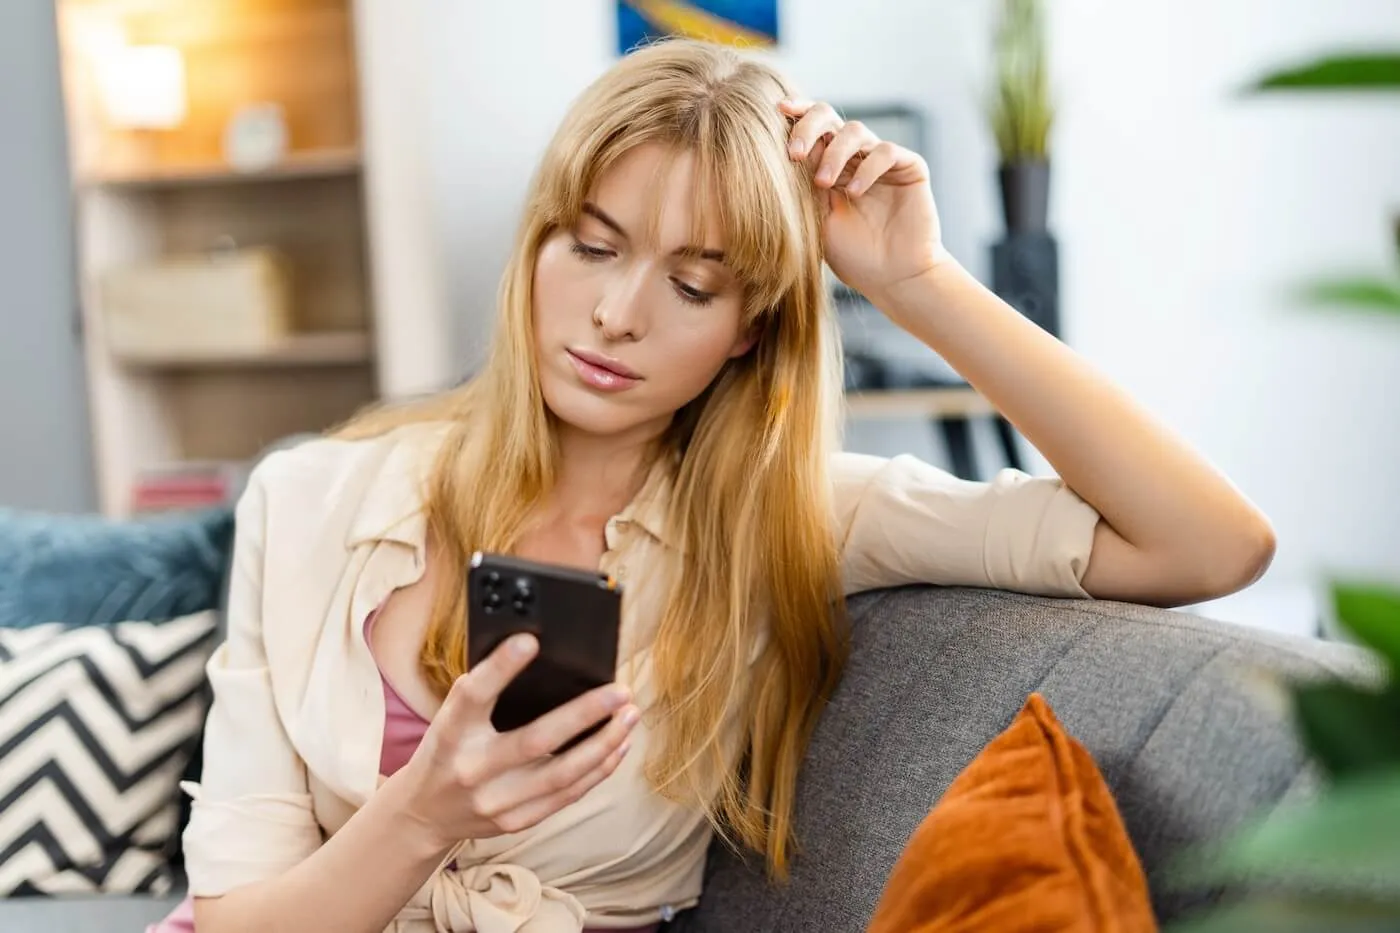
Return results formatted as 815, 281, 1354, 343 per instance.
586, 143, 725, 251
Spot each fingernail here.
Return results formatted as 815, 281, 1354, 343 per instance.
617, 741, 632, 758
607, 686, 631, 709
510, 635, 536, 658
847, 179, 864, 195
816, 170, 833, 185
790, 139, 806, 157
621, 706, 641, 727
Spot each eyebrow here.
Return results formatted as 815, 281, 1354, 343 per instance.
581, 202, 726, 263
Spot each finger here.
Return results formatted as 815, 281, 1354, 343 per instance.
845, 141, 901, 197
491, 739, 632, 835
508, 702, 637, 800
786, 102, 843, 163
777, 97, 816, 118
439, 634, 538, 723
503, 683, 633, 763
814, 121, 878, 189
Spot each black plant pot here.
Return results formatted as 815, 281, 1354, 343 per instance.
999, 160, 1051, 235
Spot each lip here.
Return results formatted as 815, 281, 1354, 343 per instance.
566, 348, 643, 392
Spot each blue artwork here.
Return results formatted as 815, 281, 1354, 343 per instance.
616, 0, 779, 55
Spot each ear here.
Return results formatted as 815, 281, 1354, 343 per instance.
728, 325, 759, 360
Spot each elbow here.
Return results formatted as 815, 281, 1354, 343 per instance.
1196, 513, 1277, 601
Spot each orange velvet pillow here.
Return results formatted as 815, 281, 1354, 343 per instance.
867, 693, 1157, 933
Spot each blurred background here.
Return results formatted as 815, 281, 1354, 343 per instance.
2, 0, 1398, 638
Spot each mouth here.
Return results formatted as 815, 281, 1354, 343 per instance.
566, 348, 643, 391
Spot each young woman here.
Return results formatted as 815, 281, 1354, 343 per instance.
163, 38, 1273, 933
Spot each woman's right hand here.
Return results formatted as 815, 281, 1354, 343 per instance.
389, 633, 639, 850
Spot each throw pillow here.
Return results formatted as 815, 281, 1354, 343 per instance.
0, 611, 218, 896
0, 506, 235, 630
867, 693, 1157, 933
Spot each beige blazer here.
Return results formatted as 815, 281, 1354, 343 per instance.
181, 423, 1099, 932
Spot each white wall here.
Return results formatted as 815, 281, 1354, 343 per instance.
408, 0, 1400, 630
0, 0, 95, 511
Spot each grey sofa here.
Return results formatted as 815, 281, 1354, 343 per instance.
0, 585, 1369, 932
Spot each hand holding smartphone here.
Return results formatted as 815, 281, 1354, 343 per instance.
466, 552, 624, 752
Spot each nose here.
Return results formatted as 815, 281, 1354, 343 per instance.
592, 269, 649, 342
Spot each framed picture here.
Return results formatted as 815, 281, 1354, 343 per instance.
616, 1, 779, 55
832, 104, 929, 160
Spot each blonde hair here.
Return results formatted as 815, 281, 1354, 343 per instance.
338, 38, 848, 878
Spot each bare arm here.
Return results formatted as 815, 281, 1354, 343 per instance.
870, 261, 1276, 607
194, 635, 637, 933
194, 775, 453, 933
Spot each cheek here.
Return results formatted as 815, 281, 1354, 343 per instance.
532, 237, 590, 337
650, 308, 748, 394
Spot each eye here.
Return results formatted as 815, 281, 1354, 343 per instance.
570, 239, 613, 262
671, 278, 716, 307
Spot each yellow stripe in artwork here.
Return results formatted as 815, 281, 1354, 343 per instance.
624, 0, 775, 47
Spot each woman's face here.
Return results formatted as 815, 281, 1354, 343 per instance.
533, 143, 755, 441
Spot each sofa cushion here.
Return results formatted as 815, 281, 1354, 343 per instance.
866, 693, 1155, 933
672, 586, 1373, 933
0, 611, 217, 896
0, 507, 234, 631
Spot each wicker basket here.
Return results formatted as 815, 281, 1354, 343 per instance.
99, 247, 294, 358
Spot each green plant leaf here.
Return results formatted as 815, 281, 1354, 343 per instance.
1297, 278, 1400, 315
1251, 53, 1400, 91
1293, 681, 1400, 779
1332, 582, 1400, 670
1170, 767, 1400, 898
1168, 898, 1400, 933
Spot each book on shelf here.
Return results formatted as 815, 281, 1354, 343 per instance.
130, 460, 252, 514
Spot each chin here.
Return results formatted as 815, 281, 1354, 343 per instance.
539, 373, 654, 438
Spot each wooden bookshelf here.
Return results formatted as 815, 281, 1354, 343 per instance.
79, 146, 362, 190
56, 0, 383, 515
115, 331, 373, 369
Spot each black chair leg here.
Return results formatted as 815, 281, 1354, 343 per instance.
993, 416, 1024, 473
936, 417, 978, 481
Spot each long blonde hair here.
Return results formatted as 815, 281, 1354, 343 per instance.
338, 39, 848, 878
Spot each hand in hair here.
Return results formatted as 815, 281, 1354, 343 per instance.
386, 634, 640, 849
779, 98, 950, 312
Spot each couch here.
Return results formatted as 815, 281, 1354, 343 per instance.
0, 581, 1370, 931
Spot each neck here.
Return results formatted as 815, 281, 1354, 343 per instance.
548, 418, 667, 525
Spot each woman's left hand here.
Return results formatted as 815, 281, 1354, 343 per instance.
780, 99, 950, 305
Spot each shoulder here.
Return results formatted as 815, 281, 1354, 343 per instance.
239, 422, 453, 542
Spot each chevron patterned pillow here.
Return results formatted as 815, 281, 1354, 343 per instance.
0, 610, 218, 896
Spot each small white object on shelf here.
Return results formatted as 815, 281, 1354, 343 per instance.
224, 102, 289, 173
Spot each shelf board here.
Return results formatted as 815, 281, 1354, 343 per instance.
844, 386, 995, 419
116, 332, 373, 370
79, 147, 363, 191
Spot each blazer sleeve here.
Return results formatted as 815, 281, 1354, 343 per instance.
832, 451, 1101, 598
179, 458, 325, 896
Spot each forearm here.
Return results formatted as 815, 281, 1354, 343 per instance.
868, 260, 1274, 596
194, 773, 454, 933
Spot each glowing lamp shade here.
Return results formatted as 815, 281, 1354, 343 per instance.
97, 45, 187, 130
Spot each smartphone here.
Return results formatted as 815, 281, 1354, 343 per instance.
466, 551, 623, 752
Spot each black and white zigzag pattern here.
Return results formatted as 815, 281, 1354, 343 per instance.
0, 611, 217, 896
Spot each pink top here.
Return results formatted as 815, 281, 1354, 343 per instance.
148, 608, 660, 932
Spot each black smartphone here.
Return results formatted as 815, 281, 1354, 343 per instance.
466, 551, 623, 752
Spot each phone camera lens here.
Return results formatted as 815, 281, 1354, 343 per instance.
513, 578, 534, 603
485, 571, 502, 588
484, 591, 503, 611
512, 599, 529, 616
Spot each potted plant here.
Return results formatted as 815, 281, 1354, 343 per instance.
1247, 51, 1400, 318
989, 0, 1054, 235
1168, 582, 1400, 931
1166, 50, 1400, 932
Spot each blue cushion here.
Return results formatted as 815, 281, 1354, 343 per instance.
0, 507, 235, 630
